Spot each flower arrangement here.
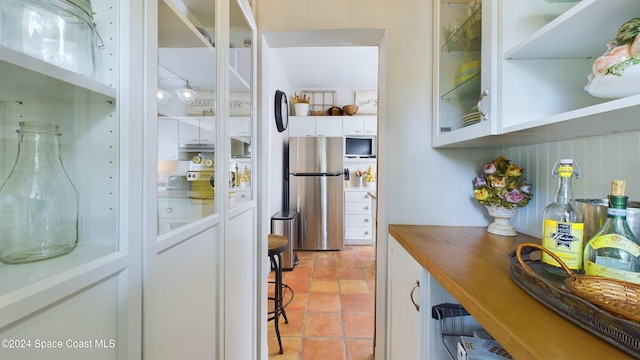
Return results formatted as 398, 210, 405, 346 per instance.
473, 156, 533, 209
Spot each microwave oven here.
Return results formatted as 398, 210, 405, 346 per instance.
345, 137, 376, 158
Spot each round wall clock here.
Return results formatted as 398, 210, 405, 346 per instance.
274, 90, 288, 133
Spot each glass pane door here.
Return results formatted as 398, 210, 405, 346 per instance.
228, 0, 253, 208
157, 0, 216, 234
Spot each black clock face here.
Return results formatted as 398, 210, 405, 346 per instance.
275, 90, 288, 133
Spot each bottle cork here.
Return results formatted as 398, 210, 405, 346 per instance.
611, 180, 626, 196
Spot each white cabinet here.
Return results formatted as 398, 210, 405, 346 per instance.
177, 117, 215, 144
343, 115, 377, 135
387, 235, 426, 359
289, 116, 343, 137
0, 0, 141, 357
230, 116, 251, 137
433, 0, 640, 148
433, 0, 498, 148
159, 118, 179, 160
344, 190, 374, 245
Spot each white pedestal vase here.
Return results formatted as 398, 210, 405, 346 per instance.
485, 205, 518, 236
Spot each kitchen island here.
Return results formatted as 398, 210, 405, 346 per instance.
388, 225, 633, 359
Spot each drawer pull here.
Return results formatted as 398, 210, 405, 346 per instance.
364, 206, 369, 210
166, 207, 173, 214
364, 231, 370, 235
410, 280, 420, 312
364, 219, 369, 223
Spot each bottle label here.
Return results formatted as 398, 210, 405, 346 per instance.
585, 260, 640, 284
586, 234, 640, 256
558, 164, 573, 178
607, 208, 627, 218
541, 219, 584, 269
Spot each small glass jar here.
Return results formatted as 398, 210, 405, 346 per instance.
1, 0, 102, 76
0, 121, 79, 264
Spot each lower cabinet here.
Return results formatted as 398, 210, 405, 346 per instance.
386, 235, 427, 359
387, 234, 486, 359
344, 190, 374, 245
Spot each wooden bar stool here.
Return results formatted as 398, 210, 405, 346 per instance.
268, 234, 294, 354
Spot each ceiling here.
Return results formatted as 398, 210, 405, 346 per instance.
266, 30, 383, 89
271, 46, 379, 89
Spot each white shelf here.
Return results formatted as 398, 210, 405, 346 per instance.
0, 46, 116, 102
505, 0, 640, 59
435, 94, 640, 148
159, 0, 213, 48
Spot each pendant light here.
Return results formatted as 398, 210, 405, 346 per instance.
158, 63, 200, 104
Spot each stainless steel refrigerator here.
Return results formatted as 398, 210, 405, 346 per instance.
289, 137, 344, 250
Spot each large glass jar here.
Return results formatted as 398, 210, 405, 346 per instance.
0, 122, 79, 264
1, 0, 102, 76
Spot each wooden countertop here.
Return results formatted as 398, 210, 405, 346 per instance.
388, 225, 634, 359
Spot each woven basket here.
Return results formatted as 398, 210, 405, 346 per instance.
516, 243, 640, 322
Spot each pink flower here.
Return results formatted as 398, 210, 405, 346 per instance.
483, 163, 496, 174
473, 176, 486, 187
505, 189, 526, 204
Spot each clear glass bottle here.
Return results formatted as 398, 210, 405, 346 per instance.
541, 159, 585, 277
0, 122, 79, 264
583, 180, 640, 284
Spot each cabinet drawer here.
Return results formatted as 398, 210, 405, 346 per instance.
158, 199, 187, 219
235, 190, 251, 203
345, 191, 372, 202
345, 202, 372, 215
345, 214, 372, 226
345, 226, 373, 239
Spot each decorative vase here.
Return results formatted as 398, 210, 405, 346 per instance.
293, 103, 309, 116
484, 205, 518, 236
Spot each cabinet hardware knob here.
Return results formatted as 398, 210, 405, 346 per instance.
410, 280, 420, 312
166, 208, 173, 213
364, 206, 369, 210
364, 219, 369, 223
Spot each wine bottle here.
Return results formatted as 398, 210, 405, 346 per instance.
541, 159, 585, 277
583, 180, 640, 284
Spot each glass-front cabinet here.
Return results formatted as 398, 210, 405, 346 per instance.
228, 0, 253, 208
0, 1, 143, 356
0, 1, 120, 294
433, 0, 498, 148
157, 0, 216, 234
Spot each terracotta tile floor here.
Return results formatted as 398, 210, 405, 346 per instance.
268, 245, 376, 360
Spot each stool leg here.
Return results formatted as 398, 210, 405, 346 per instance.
270, 254, 284, 354
276, 253, 289, 324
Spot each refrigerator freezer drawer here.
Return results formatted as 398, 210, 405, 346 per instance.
294, 175, 344, 250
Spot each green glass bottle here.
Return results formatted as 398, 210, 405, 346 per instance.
541, 159, 584, 277
583, 180, 640, 284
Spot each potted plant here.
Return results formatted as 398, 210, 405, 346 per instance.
473, 156, 533, 236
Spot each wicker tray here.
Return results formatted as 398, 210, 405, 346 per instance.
508, 246, 640, 357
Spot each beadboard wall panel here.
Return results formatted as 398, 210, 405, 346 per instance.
506, 130, 640, 238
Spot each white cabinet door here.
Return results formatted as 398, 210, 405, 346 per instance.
343, 116, 377, 136
343, 117, 365, 135
288, 116, 316, 137
158, 118, 179, 160
316, 117, 344, 136
433, 0, 498, 148
178, 119, 201, 144
230, 117, 250, 137
387, 235, 425, 360
364, 116, 377, 135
